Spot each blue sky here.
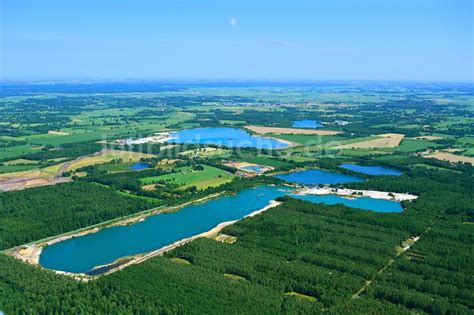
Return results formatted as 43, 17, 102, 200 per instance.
1, 0, 473, 81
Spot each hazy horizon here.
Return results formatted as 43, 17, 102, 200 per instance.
2, 0, 473, 82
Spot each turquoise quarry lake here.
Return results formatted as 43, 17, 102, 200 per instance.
275, 169, 364, 185
39, 186, 288, 274
340, 164, 402, 176
167, 127, 288, 149
292, 194, 403, 213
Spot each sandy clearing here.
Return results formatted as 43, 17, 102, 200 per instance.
159, 144, 179, 150
423, 151, 474, 165
142, 184, 157, 191
335, 133, 404, 149
0, 149, 155, 191
48, 130, 70, 136
296, 187, 417, 202
412, 136, 442, 141
245, 125, 342, 136
0, 168, 70, 192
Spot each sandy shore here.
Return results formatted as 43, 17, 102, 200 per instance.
245, 125, 342, 136
261, 135, 299, 148
295, 187, 417, 202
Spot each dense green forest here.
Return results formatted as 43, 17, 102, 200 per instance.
0, 182, 152, 249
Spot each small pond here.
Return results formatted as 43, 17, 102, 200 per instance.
292, 119, 323, 128
129, 163, 151, 171
275, 169, 364, 185
340, 164, 402, 176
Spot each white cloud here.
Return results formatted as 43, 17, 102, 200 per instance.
229, 17, 237, 27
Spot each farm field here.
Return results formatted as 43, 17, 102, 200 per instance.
334, 133, 405, 149
423, 150, 474, 165
139, 165, 234, 190
239, 154, 293, 168
393, 139, 440, 153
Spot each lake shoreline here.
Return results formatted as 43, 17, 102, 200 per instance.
294, 187, 417, 202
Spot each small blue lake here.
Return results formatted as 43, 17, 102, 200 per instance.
39, 186, 288, 274
340, 164, 402, 176
293, 120, 323, 128
292, 194, 403, 213
241, 165, 266, 173
129, 163, 150, 171
167, 127, 288, 149
275, 169, 364, 185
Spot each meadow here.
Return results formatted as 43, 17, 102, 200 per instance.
139, 165, 234, 190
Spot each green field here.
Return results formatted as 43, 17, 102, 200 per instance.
139, 165, 234, 190
239, 155, 292, 168
393, 139, 439, 153
0, 145, 39, 161
0, 163, 39, 174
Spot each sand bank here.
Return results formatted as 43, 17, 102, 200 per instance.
245, 125, 342, 136
295, 187, 417, 202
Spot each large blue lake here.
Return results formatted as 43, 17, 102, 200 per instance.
275, 169, 364, 185
167, 127, 288, 149
340, 164, 402, 176
292, 194, 402, 213
39, 186, 288, 274
293, 119, 323, 128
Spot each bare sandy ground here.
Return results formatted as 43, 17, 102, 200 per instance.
423, 150, 474, 165
245, 125, 342, 136
8, 244, 43, 265
334, 133, 404, 149
413, 136, 442, 141
0, 149, 158, 191
47, 130, 70, 136
0, 150, 107, 191
295, 187, 417, 202
0, 169, 70, 192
